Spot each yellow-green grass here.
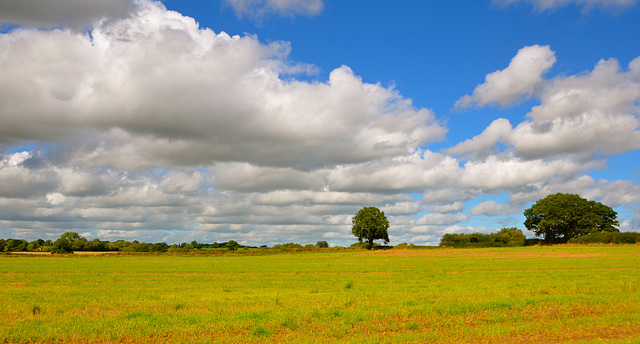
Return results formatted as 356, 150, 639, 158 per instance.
1, 245, 639, 343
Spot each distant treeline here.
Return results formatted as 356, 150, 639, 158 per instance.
440, 227, 640, 247
439, 227, 527, 248
0, 233, 332, 253
567, 231, 640, 244
2, 229, 639, 254
0, 237, 237, 253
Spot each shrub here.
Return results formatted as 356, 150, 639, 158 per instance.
568, 232, 640, 244
440, 228, 526, 248
272, 243, 303, 250
350, 241, 372, 249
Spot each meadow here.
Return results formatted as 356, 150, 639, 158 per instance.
1, 245, 639, 343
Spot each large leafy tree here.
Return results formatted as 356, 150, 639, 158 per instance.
51, 232, 81, 254
524, 193, 619, 243
352, 207, 390, 249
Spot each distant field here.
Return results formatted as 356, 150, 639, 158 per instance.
2, 245, 639, 343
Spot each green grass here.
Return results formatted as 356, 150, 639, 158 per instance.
1, 245, 639, 343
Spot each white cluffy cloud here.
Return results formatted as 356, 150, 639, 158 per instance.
455, 45, 556, 109
450, 48, 640, 160
0, 0, 135, 29
493, 0, 639, 11
0, 1, 444, 170
223, 0, 323, 19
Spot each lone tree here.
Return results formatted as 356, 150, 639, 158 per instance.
524, 193, 619, 243
352, 206, 390, 249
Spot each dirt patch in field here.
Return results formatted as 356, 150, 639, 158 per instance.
491, 324, 640, 343
5, 282, 27, 287
507, 251, 610, 259
73, 251, 120, 255
8, 251, 51, 255
373, 249, 620, 260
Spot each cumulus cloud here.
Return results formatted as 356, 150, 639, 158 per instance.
0, 3, 444, 170
0, 153, 56, 198
326, 151, 456, 193
222, 0, 323, 19
416, 212, 469, 226
443, 225, 493, 235
470, 200, 519, 216
459, 154, 601, 190
0, 0, 135, 29
446, 118, 513, 159
582, 180, 640, 207
431, 202, 465, 213
492, 0, 639, 11
451, 51, 640, 161
455, 45, 556, 109
511, 58, 640, 158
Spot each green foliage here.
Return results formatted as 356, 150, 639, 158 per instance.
225, 240, 240, 251
50, 232, 81, 254
272, 243, 304, 250
351, 206, 390, 249
1, 239, 29, 252
349, 241, 374, 249
393, 242, 419, 249
316, 240, 329, 248
568, 231, 640, 244
524, 193, 619, 243
439, 228, 526, 248
151, 242, 169, 252
493, 227, 526, 246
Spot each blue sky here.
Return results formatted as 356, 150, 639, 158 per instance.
0, 0, 639, 246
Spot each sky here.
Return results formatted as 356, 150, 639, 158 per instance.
1, 0, 639, 246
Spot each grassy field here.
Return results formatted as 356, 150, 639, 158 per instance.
1, 245, 639, 343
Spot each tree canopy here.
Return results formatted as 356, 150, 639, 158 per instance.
226, 240, 240, 251
524, 193, 619, 243
352, 206, 390, 249
50, 232, 81, 254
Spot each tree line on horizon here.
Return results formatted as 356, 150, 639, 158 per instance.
0, 233, 334, 254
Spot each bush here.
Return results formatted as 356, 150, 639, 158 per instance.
272, 242, 303, 250
568, 232, 640, 244
50, 238, 73, 254
349, 241, 367, 249
393, 243, 418, 249
350, 241, 380, 249
440, 228, 526, 248
524, 238, 543, 246
225, 240, 240, 251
